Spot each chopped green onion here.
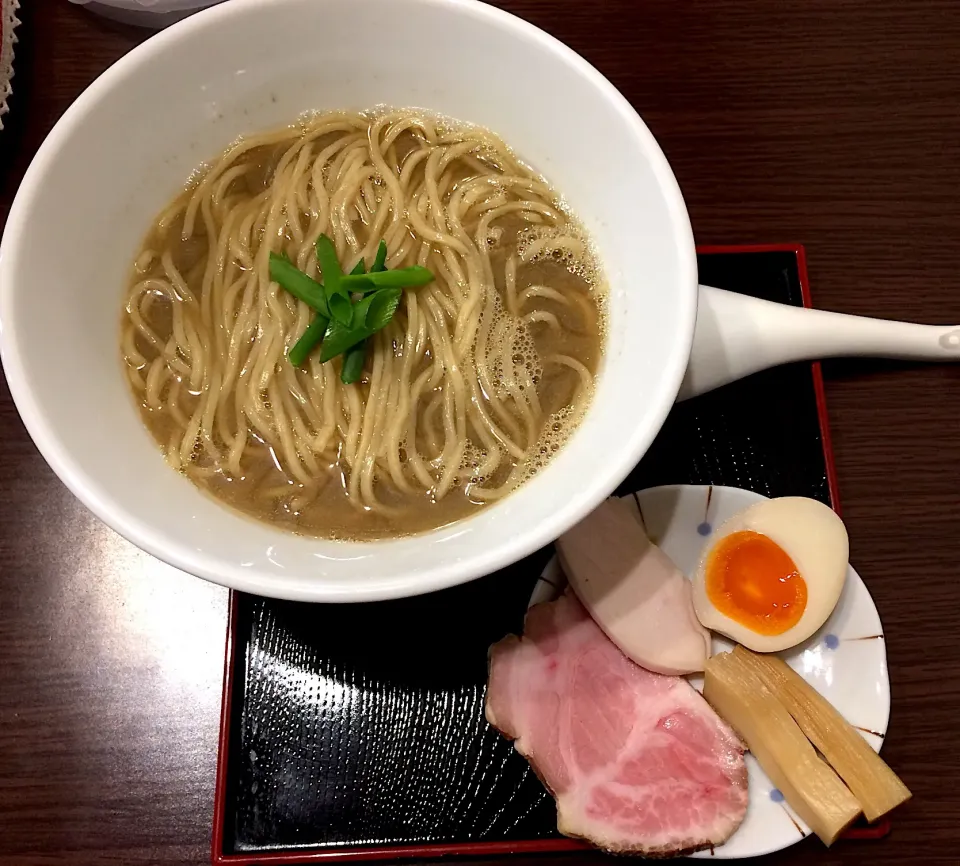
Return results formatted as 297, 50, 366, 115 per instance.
349, 292, 376, 328
364, 288, 403, 331
288, 314, 330, 367
340, 340, 367, 385
339, 266, 434, 292
269, 253, 329, 315
316, 235, 352, 326
330, 257, 370, 378
327, 293, 353, 325
318, 290, 401, 363
285, 256, 368, 368
319, 320, 367, 363
315, 234, 342, 287
271, 236, 430, 370
372, 240, 388, 273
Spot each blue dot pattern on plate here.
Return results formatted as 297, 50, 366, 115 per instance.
770, 789, 785, 803
824, 634, 840, 650
697, 522, 712, 536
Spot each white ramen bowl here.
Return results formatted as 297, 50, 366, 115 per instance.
0, 0, 696, 601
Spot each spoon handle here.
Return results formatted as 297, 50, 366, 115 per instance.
679, 285, 960, 401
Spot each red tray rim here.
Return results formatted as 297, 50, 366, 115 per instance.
211, 243, 888, 864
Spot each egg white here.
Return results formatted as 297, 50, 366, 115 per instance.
692, 497, 849, 652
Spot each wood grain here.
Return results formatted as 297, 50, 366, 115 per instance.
1, 0, 958, 863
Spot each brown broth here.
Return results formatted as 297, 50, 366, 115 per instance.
125, 118, 606, 541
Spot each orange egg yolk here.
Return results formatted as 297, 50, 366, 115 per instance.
705, 530, 807, 635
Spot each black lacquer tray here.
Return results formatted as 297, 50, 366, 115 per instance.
212, 246, 887, 865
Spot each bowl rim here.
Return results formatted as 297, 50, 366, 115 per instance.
0, 0, 697, 602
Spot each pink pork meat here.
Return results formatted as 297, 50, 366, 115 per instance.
486, 593, 748, 856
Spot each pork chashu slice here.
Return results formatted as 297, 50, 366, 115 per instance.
486, 594, 748, 856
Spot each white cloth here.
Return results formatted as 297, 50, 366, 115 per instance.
0, 0, 20, 130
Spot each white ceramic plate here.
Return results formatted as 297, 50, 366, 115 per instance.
531, 484, 890, 860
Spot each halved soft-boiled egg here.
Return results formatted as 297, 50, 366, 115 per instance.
692, 497, 848, 652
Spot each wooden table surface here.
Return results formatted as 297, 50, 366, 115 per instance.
1, 1, 958, 864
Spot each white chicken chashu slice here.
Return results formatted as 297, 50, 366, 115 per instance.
556, 497, 711, 675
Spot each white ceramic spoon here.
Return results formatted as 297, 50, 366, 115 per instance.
680, 285, 960, 400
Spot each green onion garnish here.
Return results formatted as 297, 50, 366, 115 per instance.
372, 240, 388, 273
286, 257, 366, 368
273, 235, 432, 375
316, 235, 352, 327
319, 288, 402, 363
338, 257, 371, 384
340, 340, 367, 385
269, 254, 329, 316
339, 266, 434, 293
288, 314, 330, 367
